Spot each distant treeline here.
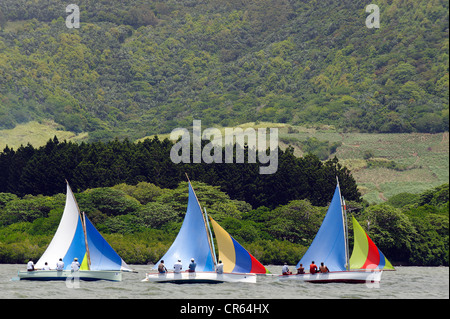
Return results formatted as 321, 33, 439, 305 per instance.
0, 136, 360, 208
0, 179, 447, 266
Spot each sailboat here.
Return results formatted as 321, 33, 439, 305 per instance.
142, 180, 257, 283
17, 182, 132, 281
279, 179, 393, 283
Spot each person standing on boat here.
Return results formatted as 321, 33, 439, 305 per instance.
27, 260, 35, 272
71, 258, 80, 272
297, 263, 305, 274
158, 260, 167, 274
309, 261, 318, 274
319, 262, 329, 273
216, 260, 224, 274
174, 259, 183, 273
56, 258, 64, 271
188, 258, 196, 272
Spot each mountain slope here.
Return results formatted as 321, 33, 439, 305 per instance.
0, 0, 448, 140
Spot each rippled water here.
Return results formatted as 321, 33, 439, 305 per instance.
1, 264, 448, 299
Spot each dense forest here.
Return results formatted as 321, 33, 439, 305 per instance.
0, 0, 448, 267
0, 178, 447, 266
0, 0, 448, 141
0, 137, 448, 266
0, 136, 360, 208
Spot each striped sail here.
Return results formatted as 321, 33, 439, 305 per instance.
350, 216, 395, 270
209, 217, 269, 274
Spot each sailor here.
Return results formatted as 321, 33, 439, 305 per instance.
56, 258, 64, 271
297, 263, 305, 274
158, 260, 167, 274
43, 262, 51, 270
319, 262, 329, 273
309, 261, 318, 274
188, 258, 197, 272
174, 259, 182, 273
27, 259, 35, 272
71, 258, 80, 272
282, 263, 292, 275
216, 260, 224, 274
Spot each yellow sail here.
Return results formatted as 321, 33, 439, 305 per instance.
80, 252, 89, 270
350, 217, 395, 270
209, 216, 269, 274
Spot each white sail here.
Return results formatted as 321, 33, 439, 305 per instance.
35, 183, 80, 269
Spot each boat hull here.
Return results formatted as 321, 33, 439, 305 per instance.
142, 271, 256, 283
17, 270, 122, 282
278, 270, 382, 284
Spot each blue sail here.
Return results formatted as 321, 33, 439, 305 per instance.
84, 215, 126, 271
297, 185, 347, 271
154, 182, 215, 272
61, 215, 86, 270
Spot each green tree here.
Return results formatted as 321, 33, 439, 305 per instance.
266, 200, 323, 244
415, 113, 445, 133
358, 204, 416, 264
135, 202, 179, 229
78, 187, 140, 216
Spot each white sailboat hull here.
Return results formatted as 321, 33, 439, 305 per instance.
142, 271, 256, 283
278, 270, 382, 284
17, 270, 122, 282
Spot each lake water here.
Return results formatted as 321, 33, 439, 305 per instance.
1, 264, 448, 300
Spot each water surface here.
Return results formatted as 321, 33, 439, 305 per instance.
1, 264, 448, 299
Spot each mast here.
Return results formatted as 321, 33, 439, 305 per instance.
81, 212, 91, 270
336, 177, 350, 271
185, 173, 217, 266
66, 180, 91, 270
342, 197, 350, 271
204, 208, 217, 265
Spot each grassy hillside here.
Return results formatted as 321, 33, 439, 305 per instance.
138, 122, 449, 204
0, 180, 448, 266
0, 0, 448, 139
0, 120, 88, 151
278, 126, 449, 203
1, 121, 448, 203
